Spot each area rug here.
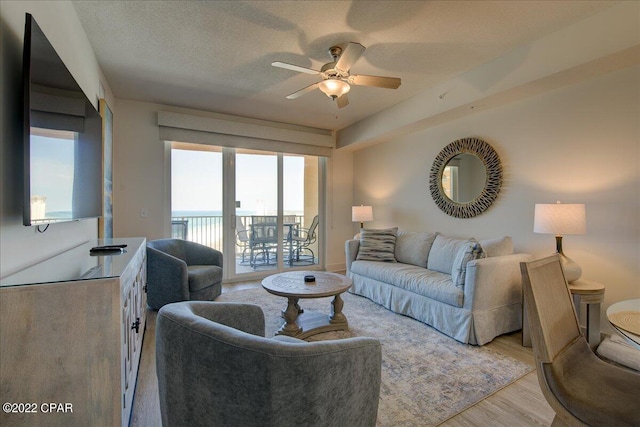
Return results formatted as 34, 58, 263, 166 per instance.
217, 288, 533, 426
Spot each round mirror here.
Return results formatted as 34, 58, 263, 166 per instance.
441, 153, 486, 203
429, 138, 502, 218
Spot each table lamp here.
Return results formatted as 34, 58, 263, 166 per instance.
352, 205, 373, 229
534, 202, 586, 283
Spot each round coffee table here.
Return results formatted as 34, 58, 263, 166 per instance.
261, 271, 352, 339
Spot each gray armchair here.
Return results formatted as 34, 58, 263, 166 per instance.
146, 239, 223, 310
156, 301, 382, 427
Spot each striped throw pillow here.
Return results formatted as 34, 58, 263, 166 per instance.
356, 228, 398, 262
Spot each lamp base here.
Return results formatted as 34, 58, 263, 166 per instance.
554, 235, 582, 283
558, 251, 582, 283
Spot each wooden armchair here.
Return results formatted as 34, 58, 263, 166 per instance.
520, 255, 640, 426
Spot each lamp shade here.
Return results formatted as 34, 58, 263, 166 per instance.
534, 203, 586, 235
352, 205, 373, 223
318, 79, 350, 99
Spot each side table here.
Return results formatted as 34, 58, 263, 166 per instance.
569, 279, 605, 349
523, 279, 605, 350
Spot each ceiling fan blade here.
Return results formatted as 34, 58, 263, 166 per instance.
272, 61, 320, 75
335, 42, 365, 71
286, 82, 320, 99
336, 94, 349, 109
350, 74, 401, 89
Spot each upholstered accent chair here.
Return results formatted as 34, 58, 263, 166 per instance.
146, 239, 223, 310
156, 301, 382, 427
520, 255, 640, 426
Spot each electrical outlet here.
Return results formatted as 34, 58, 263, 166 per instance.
140, 208, 148, 218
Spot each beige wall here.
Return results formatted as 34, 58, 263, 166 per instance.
112, 99, 355, 271
325, 149, 354, 271
112, 99, 170, 241
0, 1, 114, 277
352, 65, 640, 332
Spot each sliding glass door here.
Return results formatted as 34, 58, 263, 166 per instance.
233, 149, 320, 278
172, 143, 322, 282
234, 150, 278, 273
284, 154, 319, 270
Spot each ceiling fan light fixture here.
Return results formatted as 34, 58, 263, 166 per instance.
273, 42, 400, 105
318, 78, 350, 99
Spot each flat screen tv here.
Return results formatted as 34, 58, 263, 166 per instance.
23, 13, 103, 226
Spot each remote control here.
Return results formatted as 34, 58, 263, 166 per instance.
90, 244, 128, 255
92, 244, 127, 250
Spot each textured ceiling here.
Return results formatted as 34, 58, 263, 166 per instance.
72, 1, 615, 131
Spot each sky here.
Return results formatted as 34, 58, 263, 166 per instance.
171, 149, 305, 214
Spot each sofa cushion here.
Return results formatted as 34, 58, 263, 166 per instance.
451, 242, 486, 288
395, 231, 438, 267
351, 260, 463, 307
188, 265, 223, 292
427, 235, 475, 275
356, 227, 398, 262
479, 236, 513, 257
351, 260, 415, 284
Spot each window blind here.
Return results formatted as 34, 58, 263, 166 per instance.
158, 111, 334, 157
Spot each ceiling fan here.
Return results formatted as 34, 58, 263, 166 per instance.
272, 42, 401, 108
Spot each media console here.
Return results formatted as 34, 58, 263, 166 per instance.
0, 238, 147, 427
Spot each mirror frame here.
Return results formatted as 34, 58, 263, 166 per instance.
429, 137, 502, 218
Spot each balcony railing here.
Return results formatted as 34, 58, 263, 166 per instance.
171, 215, 223, 250
171, 215, 305, 254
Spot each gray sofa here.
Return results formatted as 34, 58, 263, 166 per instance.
346, 230, 532, 345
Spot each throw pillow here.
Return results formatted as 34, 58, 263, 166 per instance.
451, 242, 486, 288
356, 227, 398, 262
479, 236, 513, 257
427, 234, 474, 274
395, 231, 438, 267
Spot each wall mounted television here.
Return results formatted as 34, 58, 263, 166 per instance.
23, 13, 103, 227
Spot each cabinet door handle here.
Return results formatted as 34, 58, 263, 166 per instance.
131, 318, 141, 333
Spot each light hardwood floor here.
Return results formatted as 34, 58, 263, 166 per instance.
130, 282, 555, 426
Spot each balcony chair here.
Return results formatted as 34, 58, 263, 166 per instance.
290, 215, 319, 265
146, 239, 223, 310
156, 301, 382, 427
520, 255, 640, 427
235, 216, 250, 263
170, 219, 188, 240
283, 214, 298, 265
249, 215, 278, 268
